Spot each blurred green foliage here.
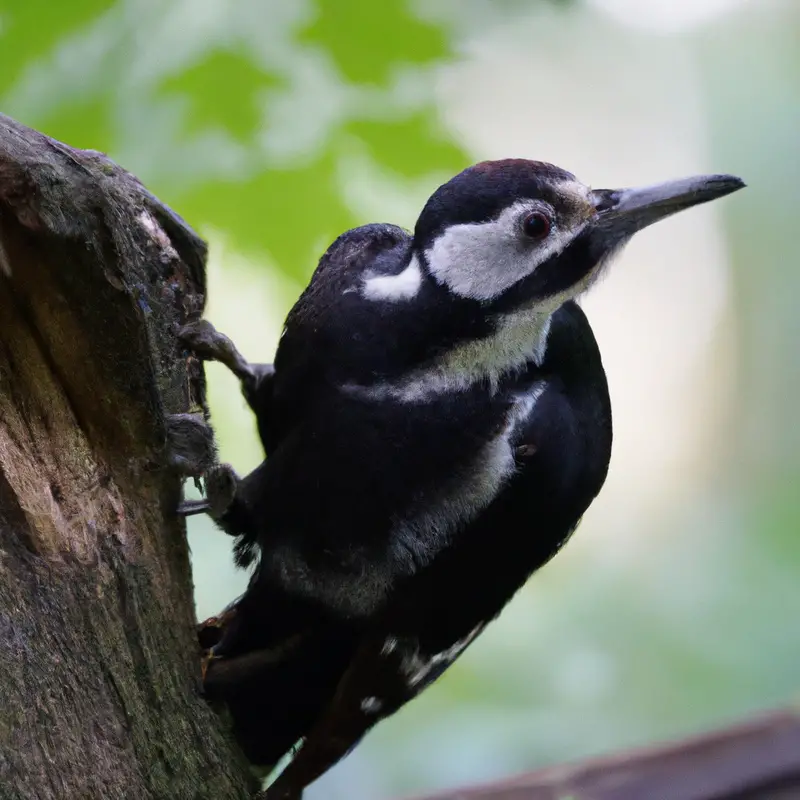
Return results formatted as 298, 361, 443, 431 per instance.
300, 0, 448, 83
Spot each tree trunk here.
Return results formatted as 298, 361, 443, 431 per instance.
0, 114, 255, 799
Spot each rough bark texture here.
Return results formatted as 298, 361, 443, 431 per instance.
0, 114, 255, 799
413, 710, 800, 800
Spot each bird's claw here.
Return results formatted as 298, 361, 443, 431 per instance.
179, 319, 275, 405
175, 498, 211, 517
165, 412, 217, 478
204, 462, 239, 519
200, 648, 219, 684
179, 319, 258, 384
176, 462, 239, 519
197, 607, 237, 650
178, 319, 233, 361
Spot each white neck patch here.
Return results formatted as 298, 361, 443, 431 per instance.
361, 255, 423, 302
345, 305, 553, 403
422, 306, 552, 394
425, 201, 584, 301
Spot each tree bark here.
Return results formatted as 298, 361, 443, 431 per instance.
0, 114, 255, 799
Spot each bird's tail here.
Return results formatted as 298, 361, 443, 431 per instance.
198, 609, 357, 769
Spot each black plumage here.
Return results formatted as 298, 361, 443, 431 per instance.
179, 160, 744, 798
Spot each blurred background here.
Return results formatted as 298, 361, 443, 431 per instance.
2, 0, 797, 797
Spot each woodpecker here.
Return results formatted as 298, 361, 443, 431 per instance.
178, 160, 744, 799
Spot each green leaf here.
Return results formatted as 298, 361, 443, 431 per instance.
0, 0, 111, 95
346, 114, 466, 177
300, 0, 449, 85
158, 51, 279, 141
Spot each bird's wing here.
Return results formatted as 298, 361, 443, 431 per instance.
268, 223, 413, 445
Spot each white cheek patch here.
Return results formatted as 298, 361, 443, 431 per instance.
425, 201, 585, 301
361, 255, 422, 301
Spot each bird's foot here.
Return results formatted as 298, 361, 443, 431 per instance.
204, 462, 239, 519
147, 412, 218, 481
179, 319, 274, 402
197, 608, 237, 631
200, 647, 220, 684
176, 461, 239, 519
197, 607, 237, 650
179, 320, 256, 383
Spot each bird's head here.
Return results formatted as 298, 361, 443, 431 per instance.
412, 159, 744, 312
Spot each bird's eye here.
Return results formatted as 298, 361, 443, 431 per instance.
521, 211, 552, 240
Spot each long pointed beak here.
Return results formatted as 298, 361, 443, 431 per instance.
591, 174, 745, 242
